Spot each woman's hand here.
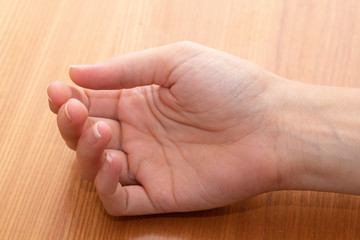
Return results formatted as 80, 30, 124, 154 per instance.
47, 41, 360, 216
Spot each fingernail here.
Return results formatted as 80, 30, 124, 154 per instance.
64, 100, 71, 120
93, 122, 102, 139
46, 84, 53, 103
70, 65, 88, 69
102, 153, 112, 172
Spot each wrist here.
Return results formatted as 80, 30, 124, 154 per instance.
271, 78, 360, 194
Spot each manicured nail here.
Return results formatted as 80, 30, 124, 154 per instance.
64, 100, 71, 120
102, 153, 112, 172
93, 122, 102, 139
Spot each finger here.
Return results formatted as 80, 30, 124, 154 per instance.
89, 118, 122, 150
69, 42, 197, 90
76, 121, 112, 180
95, 153, 158, 216
105, 150, 137, 186
57, 99, 122, 151
57, 98, 91, 150
47, 81, 120, 119
47, 93, 58, 113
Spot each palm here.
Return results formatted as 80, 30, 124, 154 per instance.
115, 55, 276, 212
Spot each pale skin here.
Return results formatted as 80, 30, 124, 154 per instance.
47, 41, 360, 216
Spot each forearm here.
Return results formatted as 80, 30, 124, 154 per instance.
274, 79, 360, 194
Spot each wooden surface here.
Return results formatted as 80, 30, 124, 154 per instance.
1, 0, 359, 239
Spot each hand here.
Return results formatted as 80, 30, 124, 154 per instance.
47, 41, 286, 215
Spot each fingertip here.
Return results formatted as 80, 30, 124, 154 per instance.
64, 100, 71, 120
46, 83, 52, 102
69, 66, 78, 85
76, 123, 113, 180
101, 152, 113, 172
69, 64, 97, 88
47, 81, 73, 109
95, 153, 128, 216
95, 152, 122, 195
64, 98, 88, 124
69, 65, 84, 80
48, 95, 59, 114
47, 83, 58, 113
94, 121, 112, 141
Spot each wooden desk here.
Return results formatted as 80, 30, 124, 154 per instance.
1, 0, 359, 239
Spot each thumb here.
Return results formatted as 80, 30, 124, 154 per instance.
69, 43, 184, 90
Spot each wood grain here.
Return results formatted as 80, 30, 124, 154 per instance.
0, 0, 359, 239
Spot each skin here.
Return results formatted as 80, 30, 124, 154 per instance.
47, 41, 360, 216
